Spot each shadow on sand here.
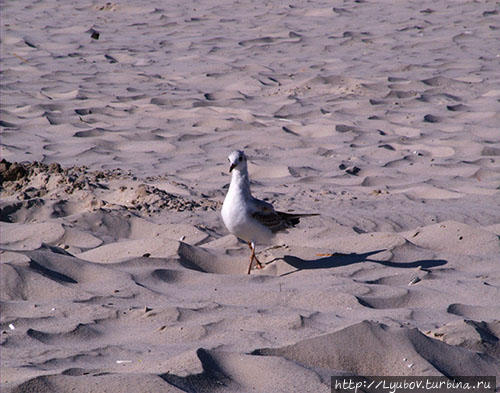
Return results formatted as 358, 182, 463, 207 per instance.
281, 250, 447, 276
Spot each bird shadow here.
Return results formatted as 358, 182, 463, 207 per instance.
280, 249, 447, 276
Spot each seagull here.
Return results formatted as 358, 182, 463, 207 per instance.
221, 150, 318, 274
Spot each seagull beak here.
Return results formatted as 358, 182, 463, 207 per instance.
229, 163, 236, 172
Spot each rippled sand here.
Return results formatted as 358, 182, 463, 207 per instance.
1, 0, 500, 391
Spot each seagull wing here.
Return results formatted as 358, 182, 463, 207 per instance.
250, 198, 318, 233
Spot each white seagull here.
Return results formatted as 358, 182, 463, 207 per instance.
221, 150, 318, 274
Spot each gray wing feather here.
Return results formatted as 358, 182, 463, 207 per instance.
252, 211, 318, 233
250, 199, 318, 233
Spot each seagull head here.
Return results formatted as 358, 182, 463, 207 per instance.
228, 150, 247, 172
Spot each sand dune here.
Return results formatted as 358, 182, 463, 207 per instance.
254, 320, 500, 376
1, 0, 500, 391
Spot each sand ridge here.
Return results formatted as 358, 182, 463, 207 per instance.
2, 0, 500, 391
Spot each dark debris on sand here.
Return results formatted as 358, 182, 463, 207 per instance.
0, 159, 220, 223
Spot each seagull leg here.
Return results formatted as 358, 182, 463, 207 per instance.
246, 242, 254, 274
253, 254, 263, 269
247, 242, 263, 274
252, 243, 263, 270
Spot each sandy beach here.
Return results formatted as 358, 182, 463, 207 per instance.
1, 0, 500, 391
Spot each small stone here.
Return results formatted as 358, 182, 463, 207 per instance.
346, 166, 361, 176
89, 29, 100, 40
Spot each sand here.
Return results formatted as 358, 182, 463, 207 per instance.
1, 0, 500, 391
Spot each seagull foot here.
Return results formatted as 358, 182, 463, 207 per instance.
247, 255, 264, 274
254, 257, 264, 269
